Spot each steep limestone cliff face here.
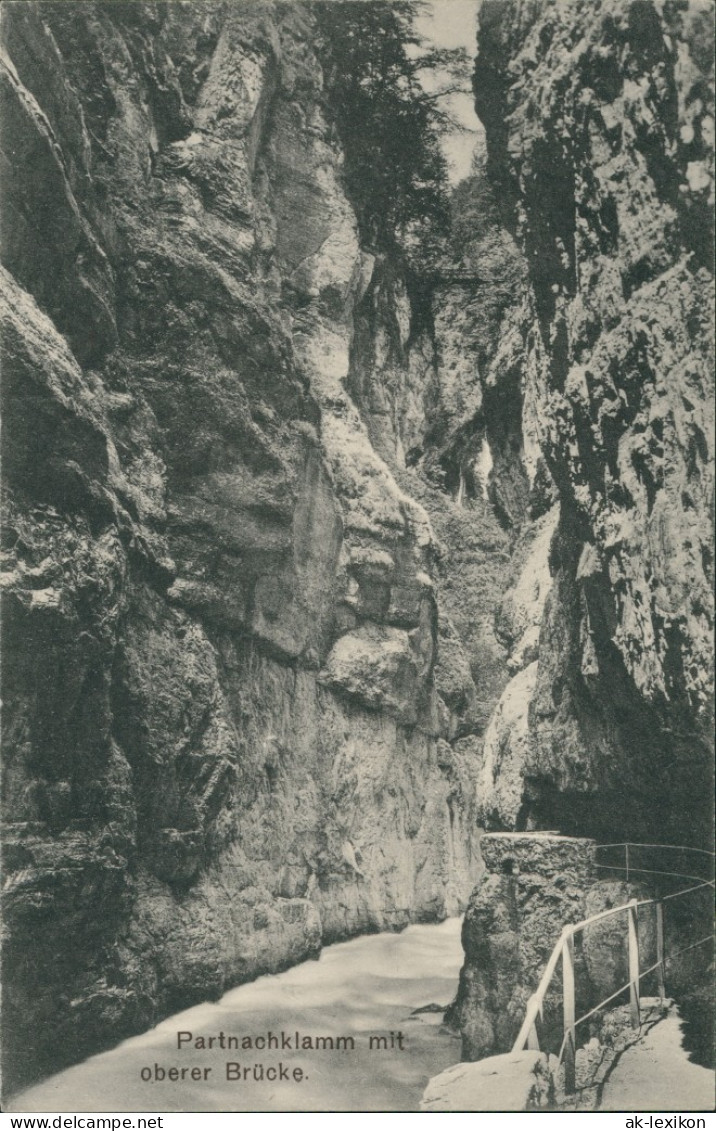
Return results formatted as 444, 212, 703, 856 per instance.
0, 1, 488, 1092
341, 155, 563, 805
449, 0, 714, 1067
472, 0, 715, 845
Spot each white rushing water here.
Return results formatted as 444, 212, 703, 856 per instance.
10, 918, 464, 1113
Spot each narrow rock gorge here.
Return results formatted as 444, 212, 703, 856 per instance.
1, 0, 713, 1100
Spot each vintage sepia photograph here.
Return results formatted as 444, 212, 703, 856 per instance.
1, 0, 714, 1115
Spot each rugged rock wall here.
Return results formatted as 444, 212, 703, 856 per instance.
341, 157, 561, 811
0, 1, 499, 1092
473, 0, 715, 845
450, 0, 715, 1067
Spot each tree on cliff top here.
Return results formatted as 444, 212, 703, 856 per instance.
315, 1, 469, 257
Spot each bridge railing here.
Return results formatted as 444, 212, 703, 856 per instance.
593, 842, 715, 887
512, 843, 715, 1094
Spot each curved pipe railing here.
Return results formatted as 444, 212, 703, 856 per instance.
593, 842, 715, 886
512, 843, 715, 1094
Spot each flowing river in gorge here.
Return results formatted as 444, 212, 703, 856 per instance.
9, 918, 464, 1113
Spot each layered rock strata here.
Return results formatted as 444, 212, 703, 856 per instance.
0, 1, 490, 1092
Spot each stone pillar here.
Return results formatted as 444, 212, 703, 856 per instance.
451, 833, 595, 1060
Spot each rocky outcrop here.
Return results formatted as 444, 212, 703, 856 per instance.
473, 0, 715, 845
0, 1, 489, 1093
476, 506, 559, 827
450, 834, 595, 1059
421, 1048, 553, 1112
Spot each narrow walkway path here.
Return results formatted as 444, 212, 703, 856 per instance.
600, 1005, 714, 1112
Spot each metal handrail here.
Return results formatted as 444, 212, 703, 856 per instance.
596, 842, 715, 856
512, 855, 715, 1094
593, 842, 715, 886
598, 865, 714, 884
650, 879, 715, 903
